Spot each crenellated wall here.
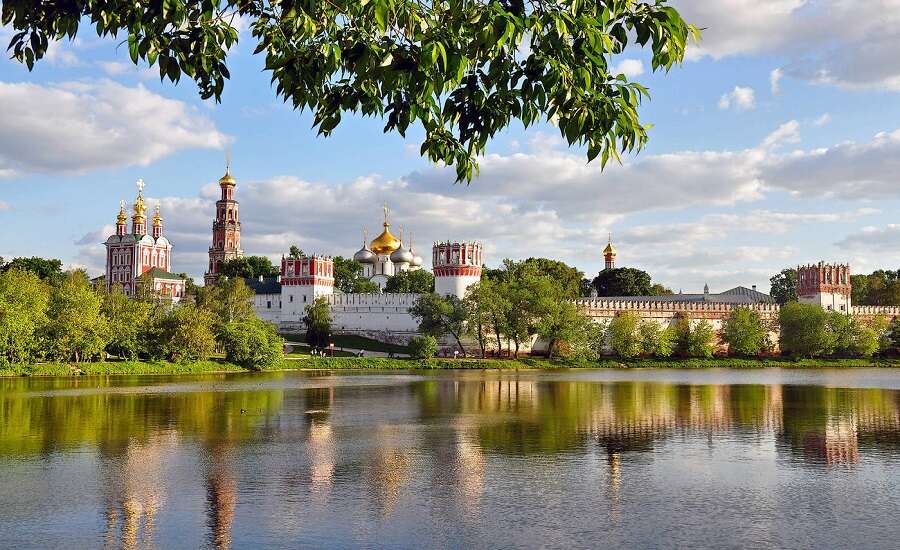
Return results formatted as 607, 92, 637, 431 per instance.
850, 305, 900, 322
326, 293, 423, 341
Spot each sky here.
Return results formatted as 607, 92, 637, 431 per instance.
1, 0, 900, 293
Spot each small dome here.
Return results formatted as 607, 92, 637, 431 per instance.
390, 245, 414, 265
219, 168, 236, 188
603, 241, 616, 256
410, 253, 423, 268
354, 246, 376, 264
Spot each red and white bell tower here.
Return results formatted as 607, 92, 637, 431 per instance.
433, 241, 483, 298
280, 255, 335, 322
204, 165, 243, 286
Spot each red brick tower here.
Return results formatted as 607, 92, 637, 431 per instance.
204, 165, 243, 286
797, 262, 852, 312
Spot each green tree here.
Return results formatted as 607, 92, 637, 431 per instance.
607, 311, 642, 358
517, 258, 584, 299
848, 317, 884, 358
648, 283, 674, 296
220, 318, 283, 369
537, 300, 596, 359
466, 278, 509, 356
165, 304, 217, 362
778, 302, 833, 358
722, 307, 768, 357
385, 269, 435, 293
408, 335, 438, 359
289, 245, 304, 259
411, 293, 467, 354
0, 269, 50, 365
219, 256, 278, 280
673, 314, 715, 358
769, 268, 797, 305
851, 274, 870, 305
101, 284, 151, 359
199, 277, 254, 327
332, 256, 379, 293
0, 256, 64, 283
4, 1, 696, 182
592, 267, 653, 297
825, 311, 853, 355
638, 320, 674, 358
303, 296, 333, 348
45, 272, 109, 362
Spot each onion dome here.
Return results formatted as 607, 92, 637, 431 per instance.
152, 202, 162, 226
353, 229, 376, 264
370, 205, 401, 255
132, 179, 147, 221
116, 200, 127, 224
390, 226, 414, 264
408, 233, 423, 267
219, 165, 236, 188
603, 233, 616, 256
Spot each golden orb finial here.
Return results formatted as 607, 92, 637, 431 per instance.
370, 206, 401, 255
117, 200, 127, 224
132, 179, 147, 221
153, 202, 162, 225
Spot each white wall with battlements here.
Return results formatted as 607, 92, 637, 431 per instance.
325, 293, 422, 342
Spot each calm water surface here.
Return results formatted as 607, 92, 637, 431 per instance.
2, 368, 900, 549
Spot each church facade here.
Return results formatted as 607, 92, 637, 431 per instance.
104, 180, 185, 302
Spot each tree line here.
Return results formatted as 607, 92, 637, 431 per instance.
0, 263, 282, 369
769, 267, 900, 306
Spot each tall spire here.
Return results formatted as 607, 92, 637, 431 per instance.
133, 179, 146, 220
383, 203, 390, 227
117, 199, 127, 224
603, 232, 617, 270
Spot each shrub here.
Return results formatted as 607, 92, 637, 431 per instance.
408, 335, 438, 359
639, 320, 674, 358
722, 307, 768, 356
165, 304, 216, 362
779, 302, 833, 358
607, 311, 642, 358
674, 315, 716, 358
220, 318, 284, 369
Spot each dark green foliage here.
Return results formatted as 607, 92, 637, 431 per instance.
45, 272, 109, 363
779, 302, 832, 358
164, 304, 217, 362
0, 256, 64, 283
411, 293, 468, 353
673, 315, 715, 358
2, 0, 696, 182
518, 258, 584, 299
385, 269, 435, 293
220, 256, 278, 279
333, 256, 379, 293
592, 267, 654, 296
850, 270, 900, 305
101, 284, 151, 359
769, 268, 797, 305
289, 245, 304, 259
722, 307, 769, 357
408, 335, 438, 359
220, 318, 283, 369
304, 296, 333, 347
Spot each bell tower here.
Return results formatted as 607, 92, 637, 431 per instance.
204, 160, 243, 286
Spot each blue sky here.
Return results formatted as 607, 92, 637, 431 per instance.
1, 0, 900, 293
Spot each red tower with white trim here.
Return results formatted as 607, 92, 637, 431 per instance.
280, 255, 335, 322
798, 262, 852, 312
204, 166, 243, 286
433, 241, 483, 297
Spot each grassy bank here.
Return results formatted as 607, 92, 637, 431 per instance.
5, 356, 900, 377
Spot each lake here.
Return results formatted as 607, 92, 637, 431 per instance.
2, 368, 900, 549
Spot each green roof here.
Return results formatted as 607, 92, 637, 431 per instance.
145, 267, 185, 280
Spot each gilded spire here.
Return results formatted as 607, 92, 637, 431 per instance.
117, 200, 127, 224
219, 152, 236, 187
153, 202, 162, 226
603, 232, 616, 256
382, 203, 390, 227
132, 179, 147, 221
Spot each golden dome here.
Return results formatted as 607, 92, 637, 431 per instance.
153, 202, 162, 225
219, 168, 236, 187
117, 200, 127, 224
133, 179, 147, 221
371, 223, 401, 255
603, 234, 616, 256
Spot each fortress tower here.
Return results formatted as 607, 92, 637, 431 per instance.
433, 241, 483, 298
603, 235, 616, 270
798, 262, 851, 312
204, 165, 243, 286
280, 255, 334, 322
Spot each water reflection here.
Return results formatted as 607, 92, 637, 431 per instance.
2, 371, 900, 547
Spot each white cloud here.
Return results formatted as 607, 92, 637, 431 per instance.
836, 224, 900, 251
813, 113, 831, 126
770, 68, 784, 94
676, 0, 900, 91
0, 201, 10, 211
611, 59, 644, 78
762, 120, 800, 148
98, 61, 130, 76
718, 86, 756, 111
0, 80, 228, 175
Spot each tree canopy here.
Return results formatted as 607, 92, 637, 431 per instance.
385, 269, 435, 293
592, 267, 654, 296
851, 270, 900, 306
2, 0, 696, 181
0, 256, 64, 283
769, 268, 797, 305
332, 256, 380, 293
219, 256, 279, 280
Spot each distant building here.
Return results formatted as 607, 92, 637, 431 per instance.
104, 180, 185, 302
604, 285, 776, 305
351, 205, 423, 290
